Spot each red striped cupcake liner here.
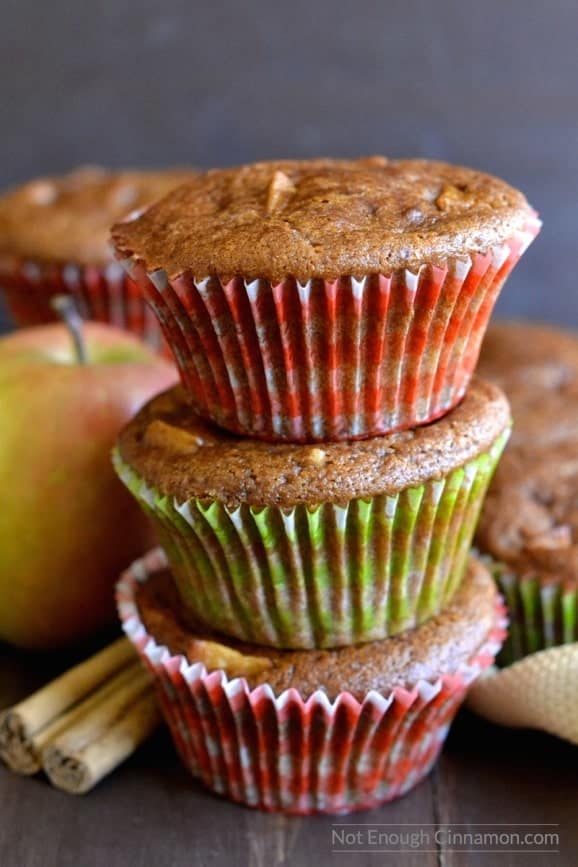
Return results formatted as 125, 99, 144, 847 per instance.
0, 255, 169, 355
118, 219, 539, 441
117, 548, 507, 814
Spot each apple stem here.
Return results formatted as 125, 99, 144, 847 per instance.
51, 295, 88, 365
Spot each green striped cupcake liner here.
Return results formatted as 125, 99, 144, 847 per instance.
113, 431, 508, 650
483, 558, 578, 665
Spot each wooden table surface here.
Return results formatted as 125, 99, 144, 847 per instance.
1, 638, 576, 867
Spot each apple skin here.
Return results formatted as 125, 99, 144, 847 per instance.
0, 322, 177, 649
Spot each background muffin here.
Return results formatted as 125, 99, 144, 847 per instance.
111, 157, 539, 441
0, 166, 194, 351
117, 548, 506, 814
477, 321, 578, 662
114, 377, 511, 649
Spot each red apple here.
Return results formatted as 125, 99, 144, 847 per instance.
0, 317, 177, 649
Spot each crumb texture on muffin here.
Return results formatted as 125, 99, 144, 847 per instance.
477, 321, 578, 583
111, 157, 537, 281
137, 556, 498, 700
117, 378, 511, 507
0, 166, 194, 265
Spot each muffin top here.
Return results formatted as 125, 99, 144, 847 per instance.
136, 556, 499, 700
111, 157, 538, 282
477, 321, 578, 584
0, 166, 194, 266
117, 378, 511, 508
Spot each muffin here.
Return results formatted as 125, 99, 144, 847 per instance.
117, 548, 505, 814
0, 166, 194, 351
477, 321, 578, 663
111, 157, 539, 441
113, 377, 511, 649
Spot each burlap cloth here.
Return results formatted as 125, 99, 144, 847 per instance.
467, 643, 578, 744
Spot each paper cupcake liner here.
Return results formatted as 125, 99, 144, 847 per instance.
0, 256, 168, 355
113, 430, 508, 649
117, 547, 507, 814
119, 220, 539, 441
483, 557, 578, 665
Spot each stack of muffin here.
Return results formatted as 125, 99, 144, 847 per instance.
111, 157, 540, 814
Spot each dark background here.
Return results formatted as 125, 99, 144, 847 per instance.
1, 0, 577, 330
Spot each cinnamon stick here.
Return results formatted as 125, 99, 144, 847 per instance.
0, 637, 135, 774
33, 662, 145, 752
42, 665, 161, 794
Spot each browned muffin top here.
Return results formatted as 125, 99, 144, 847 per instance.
111, 157, 537, 282
136, 556, 498, 700
477, 321, 578, 584
117, 378, 511, 508
0, 166, 195, 266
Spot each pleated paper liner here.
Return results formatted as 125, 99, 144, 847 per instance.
482, 557, 578, 665
113, 430, 508, 650
117, 548, 507, 815
118, 219, 539, 441
0, 255, 168, 355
